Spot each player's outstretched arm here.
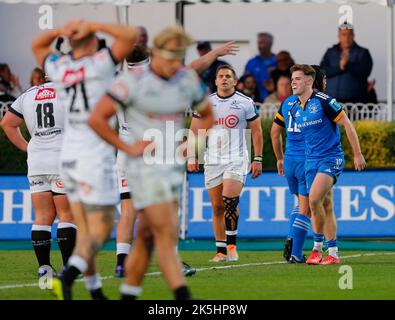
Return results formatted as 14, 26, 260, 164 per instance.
1, 112, 28, 152
336, 114, 366, 171
270, 122, 285, 176
188, 41, 239, 74
88, 95, 150, 157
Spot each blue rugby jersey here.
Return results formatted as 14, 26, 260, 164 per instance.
291, 91, 345, 159
273, 94, 306, 160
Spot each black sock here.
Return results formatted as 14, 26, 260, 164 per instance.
90, 288, 107, 300
117, 253, 127, 267
57, 227, 76, 265
173, 285, 191, 300
63, 266, 81, 287
227, 235, 237, 246
216, 240, 227, 255
31, 229, 52, 266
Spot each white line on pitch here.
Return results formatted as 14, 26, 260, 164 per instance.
0, 252, 394, 290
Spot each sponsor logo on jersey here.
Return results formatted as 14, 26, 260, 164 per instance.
62, 67, 85, 86
215, 115, 240, 128
35, 88, 56, 100
121, 179, 128, 188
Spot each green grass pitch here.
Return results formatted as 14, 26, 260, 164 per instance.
0, 249, 394, 300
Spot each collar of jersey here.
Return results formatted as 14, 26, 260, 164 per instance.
217, 91, 236, 100
297, 91, 316, 109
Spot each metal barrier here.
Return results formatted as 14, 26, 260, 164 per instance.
186, 102, 392, 121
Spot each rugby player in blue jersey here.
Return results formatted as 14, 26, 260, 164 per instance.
290, 64, 365, 265
271, 85, 310, 263
271, 66, 340, 263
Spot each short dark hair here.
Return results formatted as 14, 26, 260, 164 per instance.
196, 41, 211, 51
215, 64, 236, 79
69, 32, 96, 50
290, 64, 316, 80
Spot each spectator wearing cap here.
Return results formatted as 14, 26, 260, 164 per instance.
243, 32, 277, 102
320, 22, 373, 103
196, 41, 230, 93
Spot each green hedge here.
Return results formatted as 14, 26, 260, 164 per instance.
1, 119, 394, 174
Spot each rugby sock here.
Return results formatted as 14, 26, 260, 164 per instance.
116, 243, 131, 267
223, 196, 240, 246
216, 240, 227, 255
31, 225, 52, 267
120, 283, 142, 300
291, 214, 311, 260
287, 206, 299, 238
174, 285, 191, 300
56, 223, 77, 265
327, 238, 339, 258
63, 255, 88, 287
313, 233, 325, 252
84, 274, 107, 300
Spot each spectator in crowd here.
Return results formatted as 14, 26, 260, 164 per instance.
30, 67, 46, 87
238, 74, 261, 103
0, 63, 22, 98
196, 41, 230, 93
264, 75, 292, 105
244, 32, 277, 102
320, 22, 373, 103
268, 50, 295, 92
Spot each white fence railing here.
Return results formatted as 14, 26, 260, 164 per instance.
185, 102, 393, 121
1, 100, 392, 122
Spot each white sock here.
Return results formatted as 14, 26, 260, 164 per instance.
313, 242, 323, 252
328, 247, 339, 258
84, 273, 102, 291
116, 243, 131, 255
120, 283, 142, 297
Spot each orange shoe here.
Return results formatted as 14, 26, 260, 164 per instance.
306, 250, 322, 265
227, 245, 239, 262
320, 255, 340, 265
209, 253, 227, 262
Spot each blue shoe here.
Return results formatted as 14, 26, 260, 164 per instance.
115, 265, 124, 278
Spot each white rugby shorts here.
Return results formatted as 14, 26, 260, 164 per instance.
28, 174, 66, 194
116, 150, 131, 195
204, 160, 249, 189
60, 155, 118, 206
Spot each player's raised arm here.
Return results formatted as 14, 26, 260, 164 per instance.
335, 114, 366, 171
188, 41, 239, 74
32, 28, 64, 67
85, 22, 139, 63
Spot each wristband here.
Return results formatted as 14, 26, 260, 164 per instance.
253, 156, 263, 163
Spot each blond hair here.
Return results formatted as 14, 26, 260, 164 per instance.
153, 25, 193, 50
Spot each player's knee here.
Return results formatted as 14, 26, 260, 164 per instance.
309, 197, 323, 212
212, 203, 224, 215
